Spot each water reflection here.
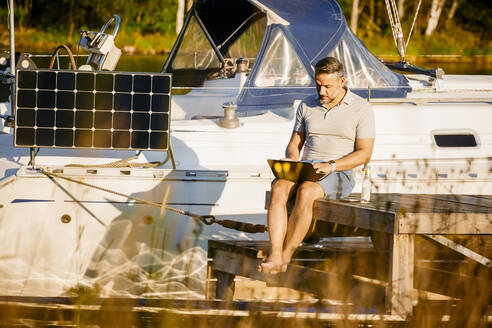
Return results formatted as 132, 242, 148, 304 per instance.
114, 55, 492, 75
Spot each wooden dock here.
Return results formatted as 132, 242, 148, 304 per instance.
207, 193, 492, 319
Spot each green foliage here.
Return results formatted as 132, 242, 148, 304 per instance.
0, 0, 491, 55
453, 0, 491, 42
26, 0, 178, 35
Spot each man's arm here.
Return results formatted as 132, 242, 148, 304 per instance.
313, 138, 374, 174
284, 131, 306, 160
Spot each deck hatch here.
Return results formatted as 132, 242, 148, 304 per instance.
14, 69, 172, 151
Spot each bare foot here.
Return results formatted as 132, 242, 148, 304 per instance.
258, 253, 284, 274
281, 249, 295, 272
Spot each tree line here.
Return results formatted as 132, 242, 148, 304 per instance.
1, 0, 490, 50
342, 0, 490, 40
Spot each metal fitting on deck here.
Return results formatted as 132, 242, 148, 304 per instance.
219, 102, 239, 129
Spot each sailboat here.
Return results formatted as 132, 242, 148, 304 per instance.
0, 0, 490, 299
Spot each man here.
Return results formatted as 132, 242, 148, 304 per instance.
259, 57, 375, 274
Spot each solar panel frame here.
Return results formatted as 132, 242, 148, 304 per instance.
14, 69, 172, 151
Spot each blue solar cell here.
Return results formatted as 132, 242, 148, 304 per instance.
94, 112, 112, 129
151, 113, 168, 131
76, 92, 94, 110
131, 131, 149, 148
17, 90, 36, 108
74, 130, 93, 147
113, 112, 131, 129
94, 130, 111, 148
38, 71, 56, 90
16, 127, 35, 145
37, 110, 55, 127
57, 72, 76, 90
77, 73, 95, 91
75, 111, 93, 128
134, 75, 151, 93
115, 74, 132, 92
36, 128, 54, 146
114, 93, 132, 111
16, 109, 36, 127
18, 71, 37, 89
151, 95, 169, 112
95, 93, 113, 110
133, 94, 150, 111
96, 73, 113, 91
37, 91, 56, 109
55, 110, 74, 128
112, 130, 130, 148
152, 75, 170, 93
150, 132, 167, 149
55, 129, 74, 147
57, 92, 75, 109
132, 113, 150, 130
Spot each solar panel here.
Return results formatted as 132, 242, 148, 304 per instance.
14, 69, 171, 151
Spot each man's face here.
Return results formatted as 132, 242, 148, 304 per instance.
315, 73, 345, 104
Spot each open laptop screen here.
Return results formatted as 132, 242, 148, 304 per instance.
267, 159, 328, 182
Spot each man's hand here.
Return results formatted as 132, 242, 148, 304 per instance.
312, 162, 333, 175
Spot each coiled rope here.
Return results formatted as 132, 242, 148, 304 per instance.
40, 168, 267, 234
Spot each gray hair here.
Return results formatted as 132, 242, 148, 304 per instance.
314, 57, 344, 77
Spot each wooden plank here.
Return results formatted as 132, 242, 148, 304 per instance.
424, 234, 492, 267
205, 260, 216, 300
211, 248, 386, 305
318, 194, 492, 214
414, 265, 490, 299
314, 200, 395, 233
419, 194, 492, 209
208, 239, 265, 258
371, 194, 491, 215
397, 212, 492, 234
388, 234, 415, 317
314, 194, 492, 235
215, 270, 235, 300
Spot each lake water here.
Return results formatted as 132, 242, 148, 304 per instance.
114, 55, 492, 75
31, 54, 492, 75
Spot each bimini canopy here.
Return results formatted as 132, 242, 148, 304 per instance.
163, 0, 410, 111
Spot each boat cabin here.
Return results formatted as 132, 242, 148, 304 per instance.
163, 0, 409, 119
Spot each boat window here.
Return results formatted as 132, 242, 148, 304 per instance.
329, 27, 404, 88
254, 29, 311, 87
433, 133, 479, 148
226, 15, 267, 67
171, 15, 221, 71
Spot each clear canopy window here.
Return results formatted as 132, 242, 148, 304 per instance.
329, 27, 404, 88
254, 28, 311, 87
171, 16, 221, 70
225, 14, 267, 65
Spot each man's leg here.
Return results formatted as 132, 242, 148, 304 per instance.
259, 179, 296, 274
282, 181, 324, 268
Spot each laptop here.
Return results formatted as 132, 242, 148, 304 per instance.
267, 159, 328, 182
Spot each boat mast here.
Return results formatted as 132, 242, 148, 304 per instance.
8, 0, 15, 105
384, 0, 406, 61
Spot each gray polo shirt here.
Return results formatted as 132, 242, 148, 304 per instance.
293, 89, 375, 162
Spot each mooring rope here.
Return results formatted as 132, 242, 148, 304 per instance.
40, 168, 267, 234
64, 154, 166, 169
